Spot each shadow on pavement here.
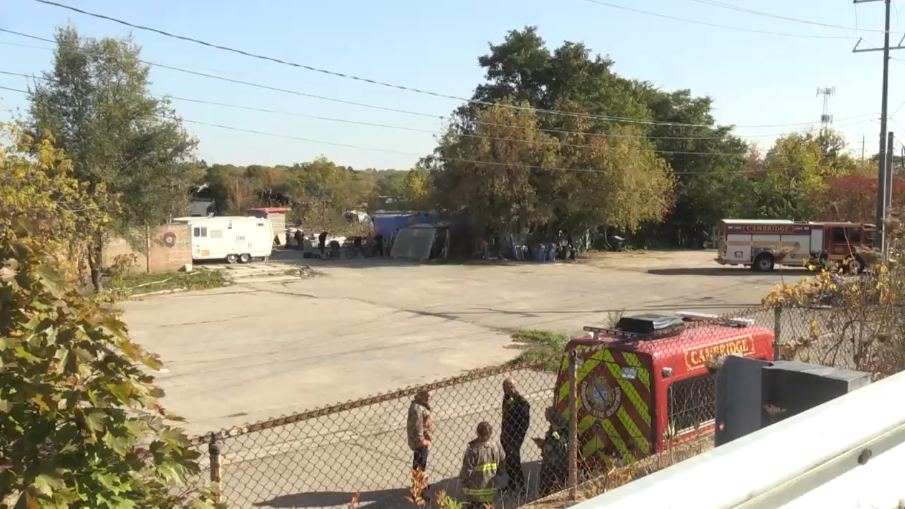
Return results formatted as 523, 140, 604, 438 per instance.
254, 462, 547, 509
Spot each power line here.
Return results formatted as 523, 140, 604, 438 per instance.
1, 27, 882, 135
29, 0, 856, 128
688, 0, 895, 34
0, 80, 756, 156
0, 69, 879, 152
579, 0, 856, 39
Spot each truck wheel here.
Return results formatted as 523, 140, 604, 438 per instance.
239, 253, 252, 264
752, 253, 775, 272
848, 256, 865, 274
226, 254, 239, 264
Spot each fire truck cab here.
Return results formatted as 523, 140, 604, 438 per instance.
552, 312, 774, 470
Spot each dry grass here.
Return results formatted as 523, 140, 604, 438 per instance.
522, 433, 714, 509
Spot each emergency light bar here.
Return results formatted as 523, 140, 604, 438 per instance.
583, 325, 683, 341
677, 311, 753, 328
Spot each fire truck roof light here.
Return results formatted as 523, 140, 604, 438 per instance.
677, 311, 753, 328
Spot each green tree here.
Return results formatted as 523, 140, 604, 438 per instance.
28, 26, 199, 291
0, 126, 215, 509
755, 132, 834, 220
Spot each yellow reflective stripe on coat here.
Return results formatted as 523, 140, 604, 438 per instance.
462, 487, 496, 501
478, 462, 498, 472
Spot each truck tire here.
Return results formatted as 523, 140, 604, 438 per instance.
239, 253, 252, 263
848, 256, 865, 274
752, 253, 775, 272
226, 254, 239, 264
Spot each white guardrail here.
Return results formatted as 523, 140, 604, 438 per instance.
574, 370, 905, 509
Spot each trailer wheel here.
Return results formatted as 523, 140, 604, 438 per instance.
226, 254, 239, 264
752, 253, 775, 272
239, 253, 252, 264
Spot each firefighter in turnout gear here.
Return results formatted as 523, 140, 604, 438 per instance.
407, 390, 434, 494
459, 422, 505, 509
500, 376, 530, 494
536, 407, 569, 498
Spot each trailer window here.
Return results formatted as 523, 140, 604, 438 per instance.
667, 374, 717, 436
211, 230, 223, 239
193, 227, 207, 238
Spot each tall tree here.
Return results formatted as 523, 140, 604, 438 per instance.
28, 26, 198, 291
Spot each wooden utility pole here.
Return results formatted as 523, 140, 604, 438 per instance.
853, 0, 904, 251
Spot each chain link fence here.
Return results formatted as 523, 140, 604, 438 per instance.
182, 304, 862, 509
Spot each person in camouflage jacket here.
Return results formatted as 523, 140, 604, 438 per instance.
459, 422, 505, 509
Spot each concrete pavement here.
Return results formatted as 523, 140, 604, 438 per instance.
123, 250, 801, 436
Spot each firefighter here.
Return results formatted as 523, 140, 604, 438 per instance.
460, 422, 505, 509
407, 390, 434, 489
537, 407, 569, 498
500, 377, 529, 495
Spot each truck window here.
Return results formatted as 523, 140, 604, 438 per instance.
667, 373, 717, 436
832, 228, 848, 243
848, 230, 861, 243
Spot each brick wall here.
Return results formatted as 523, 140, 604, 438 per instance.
103, 224, 192, 274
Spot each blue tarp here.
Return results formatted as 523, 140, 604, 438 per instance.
371, 212, 435, 238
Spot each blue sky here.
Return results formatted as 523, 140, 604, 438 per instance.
1, 0, 903, 169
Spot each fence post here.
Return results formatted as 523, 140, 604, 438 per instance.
209, 432, 222, 504
568, 350, 579, 500
773, 306, 783, 360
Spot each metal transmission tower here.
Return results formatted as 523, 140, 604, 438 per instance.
853, 0, 905, 253
817, 87, 835, 131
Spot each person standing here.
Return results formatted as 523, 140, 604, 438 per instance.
318, 231, 328, 255
460, 422, 505, 509
373, 233, 384, 257
294, 229, 304, 251
407, 390, 434, 487
536, 407, 569, 498
500, 377, 530, 495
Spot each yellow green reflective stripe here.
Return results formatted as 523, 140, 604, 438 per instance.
558, 352, 603, 403
578, 414, 596, 434
581, 435, 603, 457
462, 487, 496, 501
621, 352, 650, 391
601, 350, 651, 427
478, 462, 497, 472
616, 406, 650, 455
601, 419, 636, 463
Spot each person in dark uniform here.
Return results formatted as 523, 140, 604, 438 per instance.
500, 377, 530, 495
353, 235, 362, 257
536, 407, 569, 498
373, 233, 384, 257
318, 231, 328, 255
294, 229, 304, 251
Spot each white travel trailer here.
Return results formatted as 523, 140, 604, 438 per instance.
172, 216, 273, 263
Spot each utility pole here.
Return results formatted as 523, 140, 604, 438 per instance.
817, 87, 835, 133
852, 0, 905, 252
887, 132, 894, 212
862, 134, 866, 162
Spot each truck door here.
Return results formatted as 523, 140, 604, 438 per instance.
828, 226, 858, 258
555, 347, 653, 467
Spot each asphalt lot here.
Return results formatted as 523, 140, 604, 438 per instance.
123, 249, 805, 436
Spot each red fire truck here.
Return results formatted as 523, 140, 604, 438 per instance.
714, 219, 877, 273
552, 312, 775, 470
